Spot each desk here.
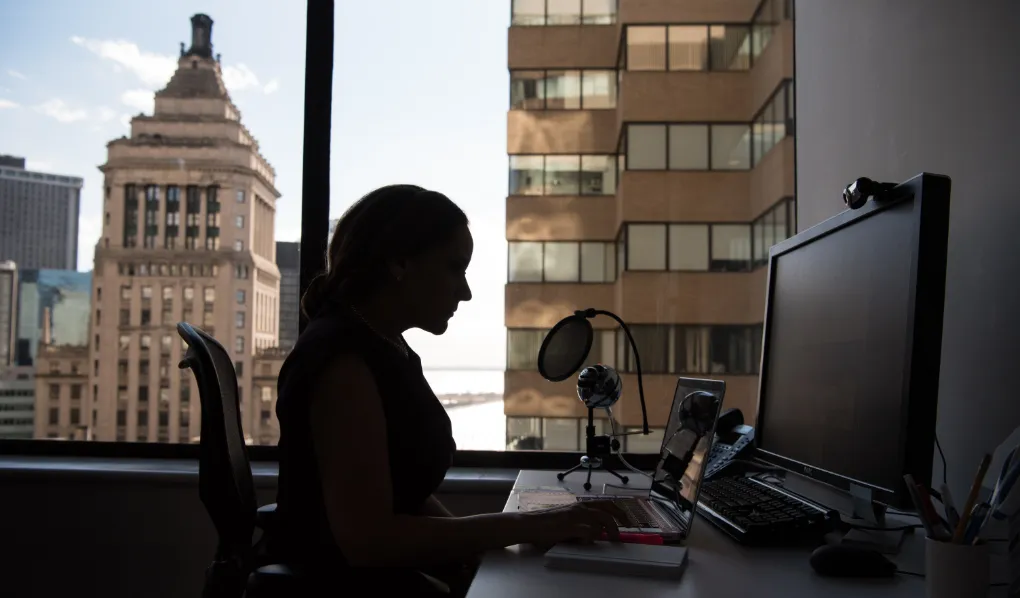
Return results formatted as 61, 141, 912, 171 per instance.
468, 470, 1007, 598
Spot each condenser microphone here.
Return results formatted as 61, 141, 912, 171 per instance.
576, 364, 621, 409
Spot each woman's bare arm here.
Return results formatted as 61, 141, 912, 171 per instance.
420, 495, 455, 517
309, 353, 538, 567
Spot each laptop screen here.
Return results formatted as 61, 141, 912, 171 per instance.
649, 377, 726, 531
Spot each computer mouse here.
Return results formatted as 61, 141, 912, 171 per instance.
809, 544, 897, 578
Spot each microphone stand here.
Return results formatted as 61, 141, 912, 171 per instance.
555, 308, 650, 490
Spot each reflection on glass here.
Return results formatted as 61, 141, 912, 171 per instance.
674, 326, 711, 374
547, 0, 582, 25
512, 0, 546, 25
652, 379, 725, 518
510, 71, 545, 109
627, 124, 667, 170
626, 223, 666, 270
668, 224, 709, 271
668, 125, 709, 170
711, 125, 751, 170
627, 26, 667, 71
580, 155, 616, 195
509, 156, 544, 195
667, 26, 708, 71
581, 70, 616, 109
543, 242, 580, 282
709, 25, 751, 71
546, 70, 581, 109
710, 224, 751, 272
508, 242, 543, 282
581, 0, 616, 24
544, 155, 581, 195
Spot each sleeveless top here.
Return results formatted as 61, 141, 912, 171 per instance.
270, 306, 457, 567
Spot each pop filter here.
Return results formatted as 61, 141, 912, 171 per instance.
537, 313, 593, 382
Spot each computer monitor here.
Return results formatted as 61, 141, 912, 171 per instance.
754, 173, 951, 512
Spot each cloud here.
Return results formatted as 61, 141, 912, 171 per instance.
263, 79, 279, 94
222, 63, 260, 92
96, 106, 117, 121
70, 36, 177, 88
7, 69, 26, 80
119, 113, 132, 129
35, 99, 88, 123
0, 98, 18, 109
26, 160, 53, 171
120, 89, 154, 113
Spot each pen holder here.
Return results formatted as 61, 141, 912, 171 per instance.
925, 538, 990, 598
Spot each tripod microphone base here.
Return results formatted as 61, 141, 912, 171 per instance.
557, 455, 629, 491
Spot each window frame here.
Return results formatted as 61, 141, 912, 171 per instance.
621, 122, 752, 172
507, 239, 616, 284
508, 153, 618, 197
510, 0, 618, 26
0, 1, 663, 471
618, 23, 754, 73
509, 69, 618, 110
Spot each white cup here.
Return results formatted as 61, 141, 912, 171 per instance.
925, 537, 990, 598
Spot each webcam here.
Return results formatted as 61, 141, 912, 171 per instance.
843, 177, 901, 210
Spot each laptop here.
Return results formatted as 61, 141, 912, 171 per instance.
575, 377, 725, 542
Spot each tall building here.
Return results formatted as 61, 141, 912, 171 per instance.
0, 155, 83, 270
0, 262, 16, 367
88, 14, 281, 443
14, 269, 91, 366
504, 0, 795, 450
275, 241, 300, 350
0, 365, 35, 439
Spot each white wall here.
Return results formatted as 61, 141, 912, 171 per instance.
795, 0, 1020, 493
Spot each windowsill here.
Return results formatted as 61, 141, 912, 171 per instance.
0, 455, 519, 493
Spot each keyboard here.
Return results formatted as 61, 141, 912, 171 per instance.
577, 496, 661, 529
697, 475, 837, 544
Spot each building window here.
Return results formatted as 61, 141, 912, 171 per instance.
752, 198, 796, 266
615, 324, 762, 375
235, 337, 244, 353
141, 309, 151, 326
710, 224, 752, 272
235, 264, 249, 279
508, 241, 615, 283
161, 334, 172, 354
141, 334, 151, 349
511, 0, 616, 26
49, 407, 59, 425
751, 0, 793, 62
184, 287, 195, 302
261, 386, 272, 403
48, 384, 60, 400
236, 312, 245, 328
509, 155, 616, 196
623, 124, 749, 171
119, 309, 130, 326
139, 386, 149, 403
236, 290, 246, 305
138, 410, 148, 426
625, 224, 667, 270
235, 215, 244, 229
234, 240, 243, 252
752, 80, 794, 166
70, 384, 82, 400
623, 24, 750, 72
507, 329, 545, 370
236, 189, 246, 203
141, 285, 152, 299
668, 224, 710, 271
510, 69, 616, 110
204, 287, 215, 303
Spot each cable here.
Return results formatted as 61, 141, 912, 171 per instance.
605, 407, 651, 480
935, 433, 947, 485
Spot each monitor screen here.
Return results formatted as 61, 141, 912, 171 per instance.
650, 377, 725, 531
758, 199, 921, 495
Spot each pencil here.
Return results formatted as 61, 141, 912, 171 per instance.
952, 454, 992, 543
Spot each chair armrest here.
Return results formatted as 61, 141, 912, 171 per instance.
256, 503, 278, 531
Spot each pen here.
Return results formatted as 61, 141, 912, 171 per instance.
904, 474, 939, 538
953, 454, 992, 544
916, 482, 952, 540
962, 503, 989, 545
939, 482, 960, 529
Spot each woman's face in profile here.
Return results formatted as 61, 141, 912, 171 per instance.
401, 224, 474, 335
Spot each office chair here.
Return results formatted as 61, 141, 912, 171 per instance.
176, 322, 299, 598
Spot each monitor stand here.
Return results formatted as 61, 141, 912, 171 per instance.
839, 484, 907, 554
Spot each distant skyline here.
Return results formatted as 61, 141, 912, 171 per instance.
0, 1, 512, 373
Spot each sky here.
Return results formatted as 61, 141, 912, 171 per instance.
0, 1, 512, 376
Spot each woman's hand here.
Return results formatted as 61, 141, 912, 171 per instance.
522, 501, 625, 546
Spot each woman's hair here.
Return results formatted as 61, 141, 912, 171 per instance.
301, 184, 468, 318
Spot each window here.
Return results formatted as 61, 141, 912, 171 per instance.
119, 309, 130, 326
204, 287, 215, 303
236, 189, 246, 203
141, 285, 152, 299
510, 155, 616, 195
49, 407, 59, 425
261, 386, 272, 403
668, 225, 709, 271
752, 198, 796, 266
235, 361, 244, 377
120, 285, 131, 300
234, 240, 244, 252
184, 287, 195, 302
626, 224, 666, 270
507, 329, 545, 370
161, 335, 172, 353
510, 69, 619, 111
752, 80, 794, 166
236, 290, 246, 305
235, 312, 245, 328
508, 241, 615, 283
162, 286, 173, 301
624, 24, 751, 71
141, 309, 151, 326
139, 386, 149, 403
140, 334, 151, 349
70, 384, 82, 400
235, 215, 244, 229
624, 124, 748, 171
512, 0, 616, 26
616, 324, 760, 375
710, 224, 751, 271
235, 337, 245, 353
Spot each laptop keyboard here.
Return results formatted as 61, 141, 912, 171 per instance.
576, 496, 660, 528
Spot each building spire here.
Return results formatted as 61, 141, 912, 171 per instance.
185, 14, 214, 59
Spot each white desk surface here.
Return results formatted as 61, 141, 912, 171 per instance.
467, 470, 1008, 598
